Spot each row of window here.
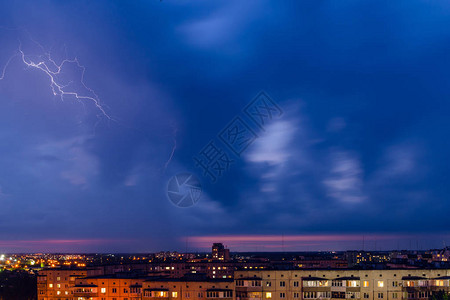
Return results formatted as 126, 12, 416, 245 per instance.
262, 292, 400, 299
206, 291, 233, 298
239, 279, 450, 289
47, 283, 69, 288
237, 280, 262, 287
259, 280, 398, 288
141, 291, 232, 298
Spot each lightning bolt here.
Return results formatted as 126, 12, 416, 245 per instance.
163, 124, 178, 172
0, 53, 18, 80
0, 30, 112, 121
1, 29, 181, 180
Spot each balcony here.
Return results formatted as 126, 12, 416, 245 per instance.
207, 289, 233, 299
237, 291, 262, 300
236, 277, 263, 289
143, 288, 169, 298
73, 285, 98, 298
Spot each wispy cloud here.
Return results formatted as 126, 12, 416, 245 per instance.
35, 136, 99, 188
246, 120, 296, 166
376, 143, 420, 179
178, 1, 266, 50
323, 150, 366, 204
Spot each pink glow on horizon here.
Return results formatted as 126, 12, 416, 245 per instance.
186, 234, 420, 251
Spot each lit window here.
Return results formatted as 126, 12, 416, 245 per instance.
57, 291, 61, 295
347, 281, 358, 287
101, 288, 106, 293
57, 284, 61, 288
49, 284, 53, 288
172, 292, 178, 298
378, 281, 384, 288
363, 281, 369, 287
266, 292, 272, 299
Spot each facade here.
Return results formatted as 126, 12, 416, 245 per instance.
212, 244, 231, 262
296, 260, 348, 269
142, 277, 234, 300
234, 269, 450, 300
37, 268, 450, 300
37, 269, 89, 300
72, 274, 147, 300
145, 262, 269, 279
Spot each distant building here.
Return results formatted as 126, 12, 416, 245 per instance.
296, 259, 348, 269
212, 243, 230, 261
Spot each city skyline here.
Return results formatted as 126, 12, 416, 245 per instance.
2, 234, 450, 254
1, 1, 450, 253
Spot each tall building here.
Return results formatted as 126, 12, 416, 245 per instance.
212, 244, 230, 262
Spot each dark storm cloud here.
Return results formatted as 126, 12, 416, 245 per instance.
0, 0, 449, 252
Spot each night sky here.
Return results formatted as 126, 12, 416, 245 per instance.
0, 0, 450, 253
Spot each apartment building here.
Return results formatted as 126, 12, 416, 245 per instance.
73, 274, 234, 300
212, 243, 231, 261
234, 269, 450, 300
142, 276, 234, 300
37, 268, 89, 300
72, 273, 147, 300
37, 267, 450, 300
